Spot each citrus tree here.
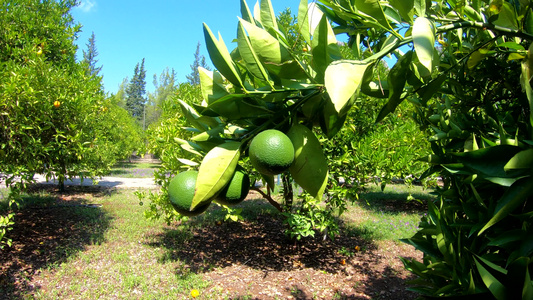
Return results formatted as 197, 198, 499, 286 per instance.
143, 0, 533, 298
0, 0, 141, 247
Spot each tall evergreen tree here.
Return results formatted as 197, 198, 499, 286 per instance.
125, 58, 147, 123
186, 42, 210, 85
82, 31, 102, 76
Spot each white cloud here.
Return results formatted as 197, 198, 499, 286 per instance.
77, 0, 96, 13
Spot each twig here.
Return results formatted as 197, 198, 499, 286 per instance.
251, 187, 283, 212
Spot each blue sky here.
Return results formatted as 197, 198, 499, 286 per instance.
72, 0, 301, 94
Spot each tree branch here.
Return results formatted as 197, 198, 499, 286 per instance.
437, 21, 533, 41
251, 187, 283, 212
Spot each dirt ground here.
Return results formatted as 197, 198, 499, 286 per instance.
1, 185, 424, 300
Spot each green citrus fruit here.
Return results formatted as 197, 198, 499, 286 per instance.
215, 165, 250, 206
249, 129, 295, 175
168, 170, 210, 216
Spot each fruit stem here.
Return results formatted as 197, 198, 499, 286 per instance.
251, 187, 283, 212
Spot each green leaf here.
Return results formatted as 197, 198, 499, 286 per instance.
521, 42, 533, 127
320, 95, 348, 138
191, 142, 241, 210
178, 99, 208, 131
325, 60, 371, 115
287, 124, 328, 200
312, 14, 341, 82
240, 0, 254, 23
203, 23, 243, 88
474, 256, 508, 300
376, 51, 413, 123
239, 18, 307, 80
414, 0, 426, 16
453, 145, 522, 178
479, 176, 533, 235
297, 0, 311, 45
390, 0, 414, 22
504, 148, 533, 171
491, 1, 519, 31
260, 0, 278, 31
412, 17, 435, 76
237, 19, 273, 86
352, 0, 395, 34
199, 67, 230, 104
207, 94, 273, 120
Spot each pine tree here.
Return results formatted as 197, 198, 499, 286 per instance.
125, 58, 147, 123
82, 32, 102, 76
186, 42, 210, 86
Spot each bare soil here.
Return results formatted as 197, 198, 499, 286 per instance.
1, 185, 424, 300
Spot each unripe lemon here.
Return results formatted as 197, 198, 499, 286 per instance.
215, 165, 250, 206
249, 129, 294, 175
168, 170, 210, 216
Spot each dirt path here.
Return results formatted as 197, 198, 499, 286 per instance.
32, 174, 159, 189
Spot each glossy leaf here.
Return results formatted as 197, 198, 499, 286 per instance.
390, 0, 414, 22
198, 67, 229, 104
287, 124, 328, 200
325, 60, 371, 114
474, 256, 508, 300
312, 14, 341, 81
376, 51, 413, 123
297, 0, 311, 45
237, 19, 273, 85
203, 23, 243, 88
412, 17, 435, 76
504, 148, 533, 171
353, 0, 395, 34
191, 141, 241, 210
240, 0, 254, 23
479, 176, 533, 235
239, 18, 307, 80
178, 99, 208, 131
260, 0, 278, 31
207, 94, 273, 120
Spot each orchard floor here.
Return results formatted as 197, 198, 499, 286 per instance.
1, 185, 424, 300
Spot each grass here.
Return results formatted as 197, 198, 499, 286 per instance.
1, 177, 434, 299
23, 189, 211, 299
106, 161, 160, 178
341, 183, 432, 242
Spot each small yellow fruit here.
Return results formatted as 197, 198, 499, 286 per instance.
53, 100, 61, 108
191, 289, 200, 298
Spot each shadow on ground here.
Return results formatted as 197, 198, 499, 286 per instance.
0, 185, 114, 299
146, 197, 422, 299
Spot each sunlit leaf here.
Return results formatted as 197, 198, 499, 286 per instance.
260, 0, 278, 31
297, 0, 311, 45
376, 51, 413, 123
287, 124, 328, 200
203, 23, 243, 88
325, 60, 371, 114
390, 0, 414, 22
312, 14, 341, 81
237, 19, 273, 86
474, 256, 508, 300
191, 142, 241, 210
412, 17, 435, 76
239, 18, 307, 80
504, 148, 533, 171
198, 67, 229, 104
